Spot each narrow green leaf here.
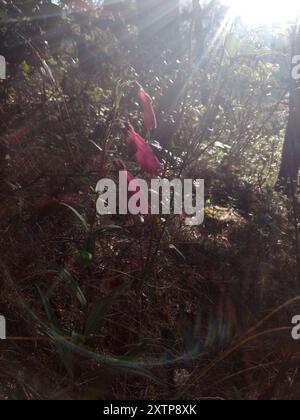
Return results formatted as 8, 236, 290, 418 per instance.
36, 285, 63, 333
85, 282, 129, 337
50, 263, 87, 308
84, 225, 122, 259
61, 203, 89, 232
37, 286, 74, 378
169, 244, 186, 261
59, 267, 87, 308
115, 79, 123, 111
224, 33, 240, 58
89, 140, 103, 153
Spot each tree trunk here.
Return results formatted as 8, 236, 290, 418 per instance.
278, 27, 300, 191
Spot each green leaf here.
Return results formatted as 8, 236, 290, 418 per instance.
169, 244, 186, 261
50, 263, 87, 308
59, 267, 87, 308
89, 140, 103, 153
36, 285, 62, 332
84, 225, 122, 259
41, 59, 55, 84
61, 203, 89, 232
115, 79, 123, 111
85, 282, 129, 337
50, 328, 75, 379
225, 34, 241, 58
37, 286, 75, 379
20, 60, 33, 74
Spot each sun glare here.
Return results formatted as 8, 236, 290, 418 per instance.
222, 0, 300, 26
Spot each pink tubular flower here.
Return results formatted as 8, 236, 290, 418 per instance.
126, 127, 160, 176
114, 159, 140, 197
114, 159, 144, 214
125, 169, 140, 198
137, 88, 157, 131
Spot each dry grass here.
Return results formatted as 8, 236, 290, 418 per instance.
1, 139, 300, 400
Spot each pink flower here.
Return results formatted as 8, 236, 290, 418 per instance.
114, 159, 145, 214
114, 159, 140, 197
125, 169, 140, 198
137, 88, 157, 131
126, 127, 160, 176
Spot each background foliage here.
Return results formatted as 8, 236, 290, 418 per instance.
0, 0, 300, 400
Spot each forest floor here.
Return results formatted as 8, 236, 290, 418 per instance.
1, 129, 300, 400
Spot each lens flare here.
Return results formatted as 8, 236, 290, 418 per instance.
223, 0, 300, 26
